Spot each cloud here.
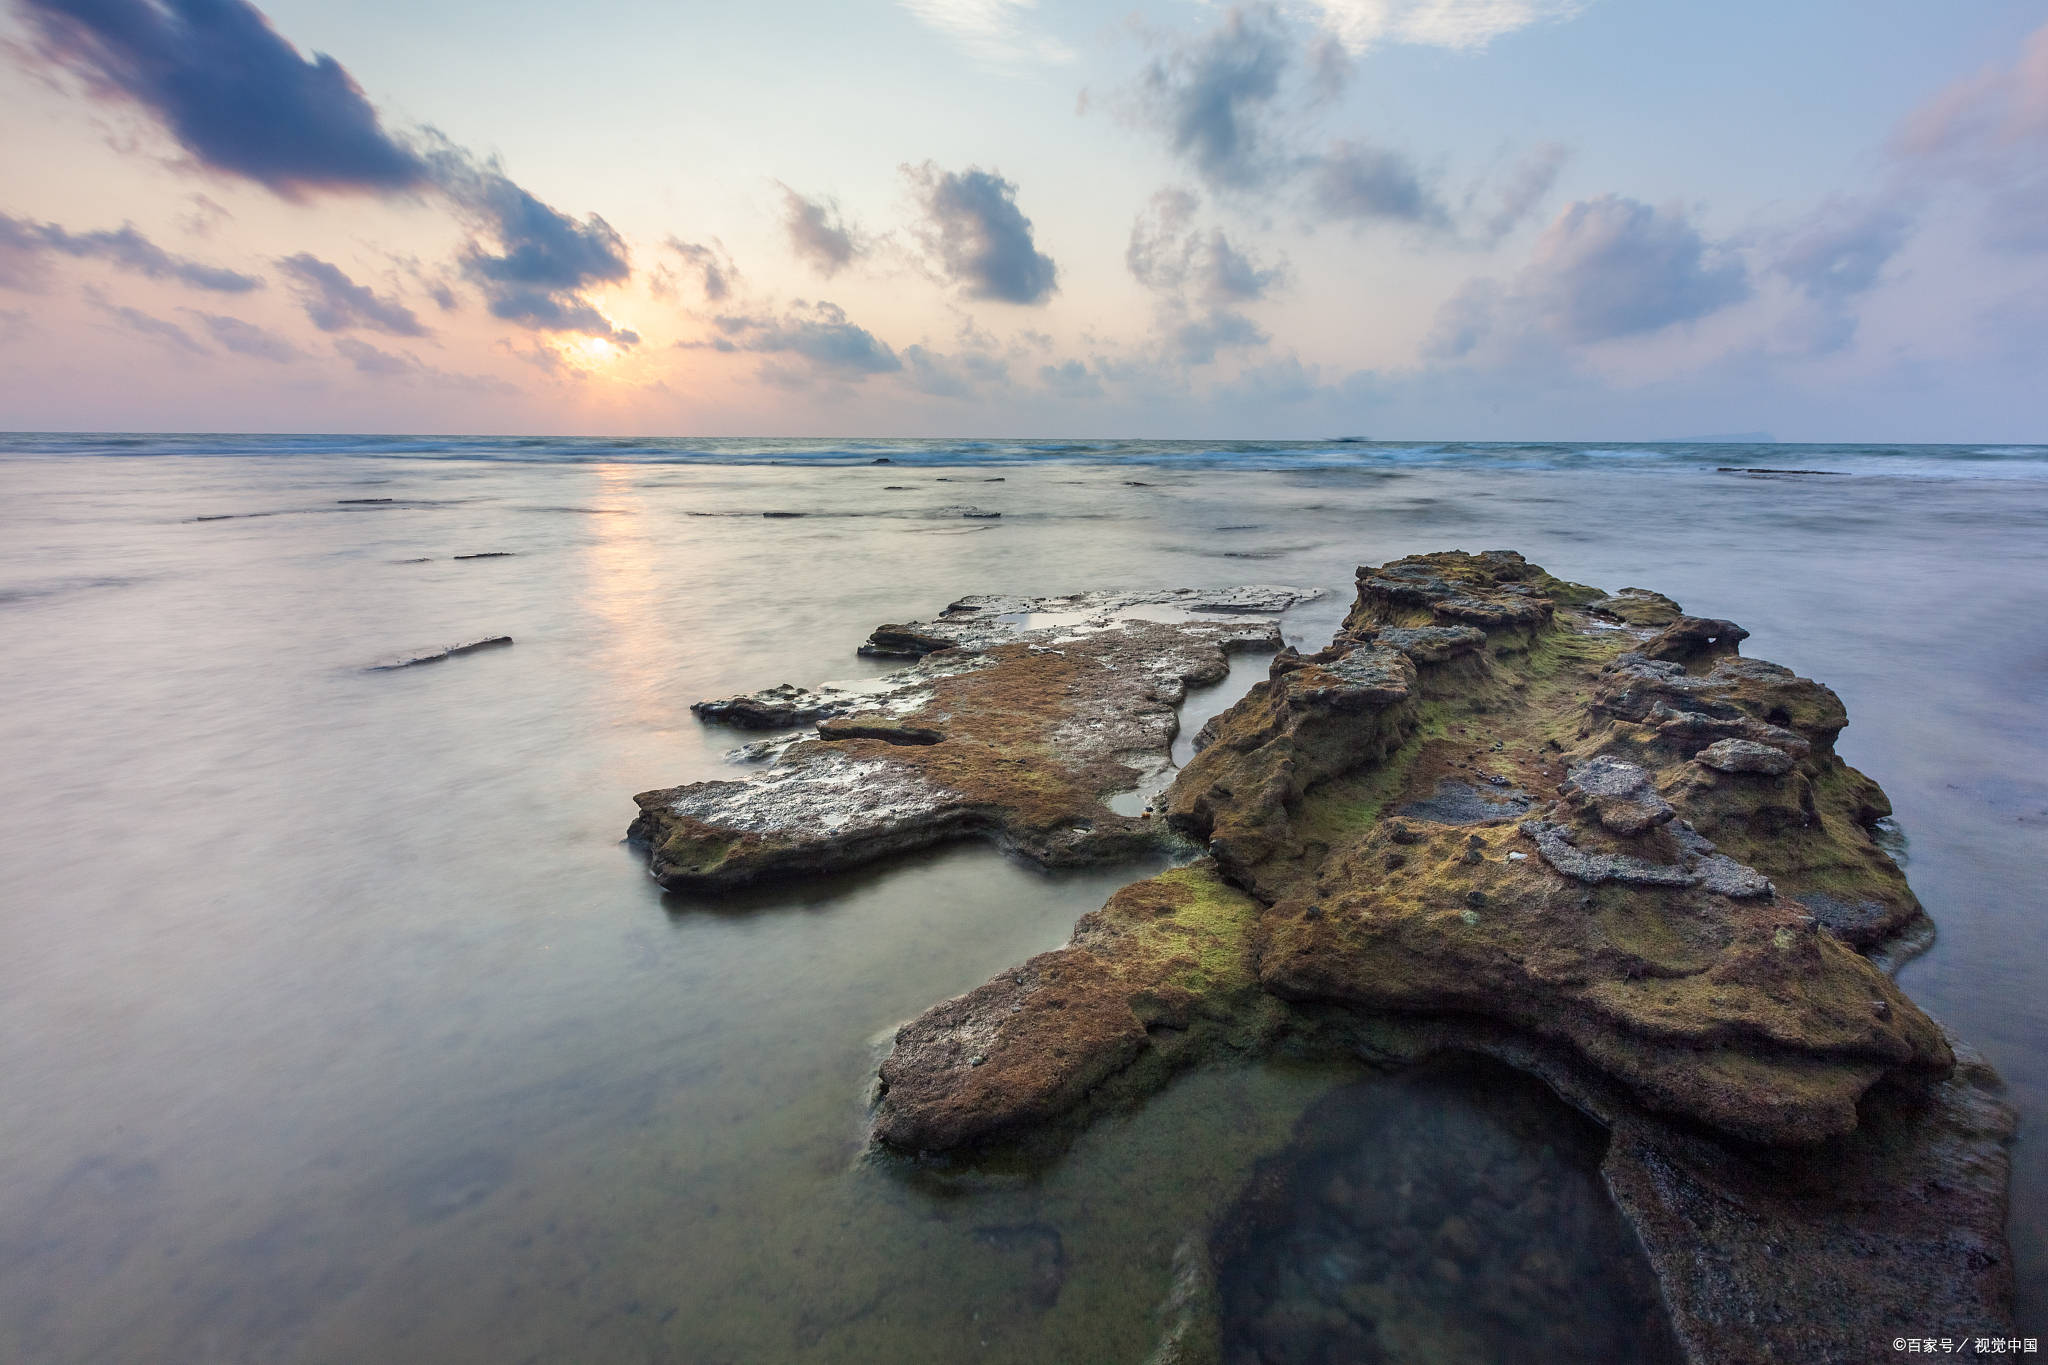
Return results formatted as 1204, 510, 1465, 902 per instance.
1142, 5, 1293, 192
1305, 0, 1590, 54
779, 187, 862, 277
1424, 277, 1500, 358
902, 343, 1009, 398
1774, 200, 1911, 306
895, 0, 1071, 64
1309, 140, 1447, 227
430, 149, 636, 340
1430, 195, 1749, 353
1891, 22, 2048, 251
1038, 358, 1102, 399
696, 301, 902, 379
84, 288, 204, 353
0, 213, 261, 291
275, 253, 425, 335
1764, 198, 1913, 354
906, 163, 1058, 304
1476, 141, 1569, 243
1173, 308, 1268, 364
1136, 6, 1493, 234
188, 310, 297, 360
1126, 189, 1285, 302
334, 335, 413, 374
665, 238, 737, 301
1123, 190, 1280, 367
1522, 195, 1748, 343
180, 192, 232, 235
19, 1, 639, 340
18, 0, 426, 196
332, 335, 509, 390
1203, 231, 1284, 300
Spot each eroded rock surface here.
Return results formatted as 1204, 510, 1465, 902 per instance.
868, 550, 2012, 1359
631, 586, 1319, 890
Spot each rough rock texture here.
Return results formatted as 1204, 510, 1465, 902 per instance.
1696, 737, 1799, 776
867, 550, 2013, 1360
630, 586, 1318, 890
874, 864, 1283, 1151
1151, 550, 1947, 1144
1603, 1029, 2015, 1365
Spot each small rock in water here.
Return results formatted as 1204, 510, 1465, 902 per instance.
367, 636, 513, 670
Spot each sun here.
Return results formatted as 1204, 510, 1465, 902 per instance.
575, 335, 619, 364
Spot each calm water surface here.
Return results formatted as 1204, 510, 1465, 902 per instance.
1, 439, 2042, 1360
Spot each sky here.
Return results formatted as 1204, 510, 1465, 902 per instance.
2, 0, 2045, 440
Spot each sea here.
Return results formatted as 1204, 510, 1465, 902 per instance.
2, 435, 2043, 1361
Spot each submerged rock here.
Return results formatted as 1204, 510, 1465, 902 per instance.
1210, 1057, 1685, 1365
864, 550, 2011, 1358
630, 586, 1320, 890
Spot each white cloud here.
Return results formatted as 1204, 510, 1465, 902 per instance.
1302, 0, 1590, 54
896, 0, 1072, 64
1890, 20, 2048, 251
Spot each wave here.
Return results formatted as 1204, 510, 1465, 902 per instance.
2, 432, 2045, 479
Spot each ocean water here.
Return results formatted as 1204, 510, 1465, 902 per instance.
0, 435, 2042, 1361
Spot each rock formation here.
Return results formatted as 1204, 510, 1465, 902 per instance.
862, 551, 2013, 1364
629, 587, 1318, 890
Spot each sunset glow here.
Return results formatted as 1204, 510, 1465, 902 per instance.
1, 1, 2044, 437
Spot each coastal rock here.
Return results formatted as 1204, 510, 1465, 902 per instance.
881, 552, 1953, 1148
869, 551, 2009, 1356
1641, 615, 1750, 661
874, 865, 1279, 1151
602, 545, 2013, 1358
692, 679, 902, 730
1560, 755, 1675, 835
366, 636, 512, 670
1589, 587, 1685, 627
1602, 1029, 2015, 1364
1367, 624, 1488, 664
630, 586, 1319, 890
857, 585, 1315, 659
1695, 737, 1798, 775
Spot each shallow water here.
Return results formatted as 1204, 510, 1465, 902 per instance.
1214, 1057, 1683, 1365
1, 439, 2043, 1360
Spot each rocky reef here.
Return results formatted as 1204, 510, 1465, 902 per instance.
629, 586, 1317, 890
860, 552, 2014, 1364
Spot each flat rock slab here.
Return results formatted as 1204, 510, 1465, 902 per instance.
632, 586, 1319, 890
